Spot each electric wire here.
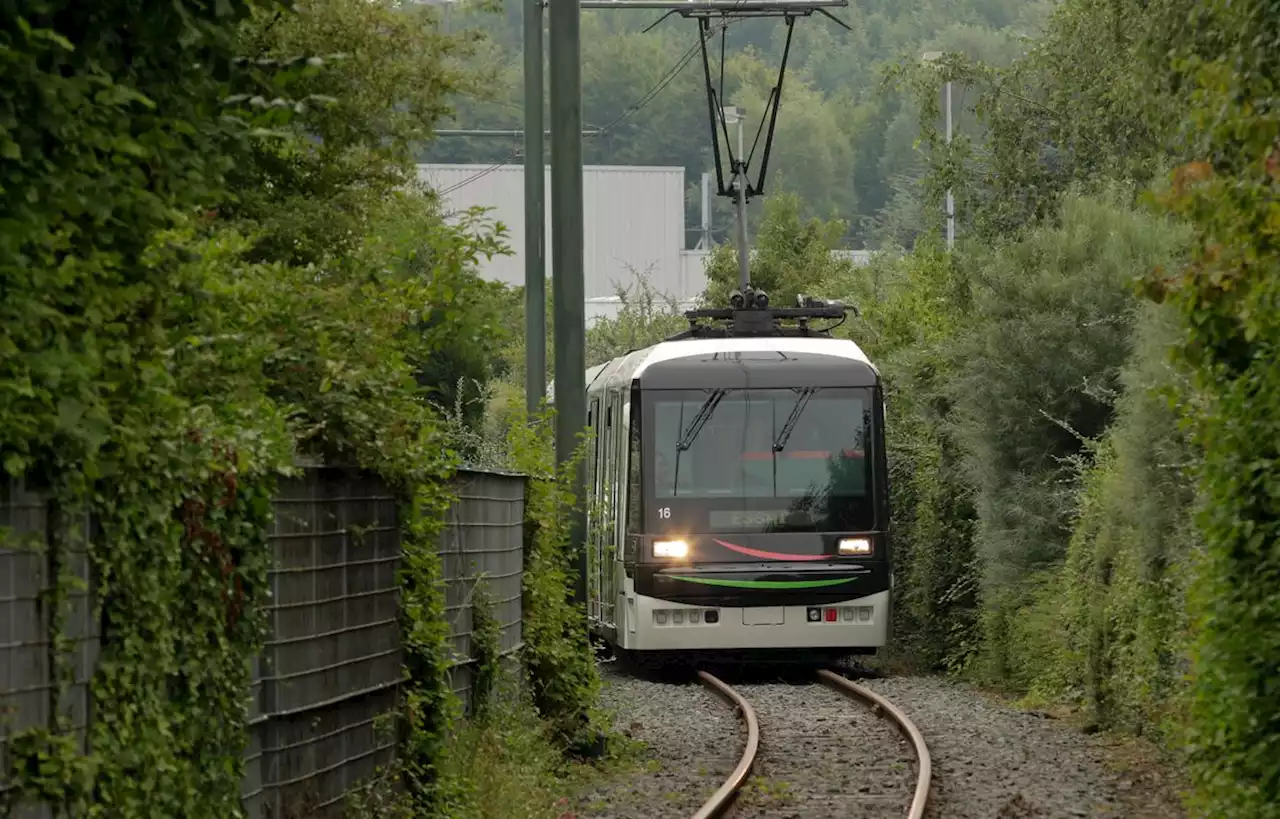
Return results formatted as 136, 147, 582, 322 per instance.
435, 19, 737, 196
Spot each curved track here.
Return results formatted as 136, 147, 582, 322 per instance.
687, 669, 930, 819
691, 671, 761, 819
817, 669, 932, 819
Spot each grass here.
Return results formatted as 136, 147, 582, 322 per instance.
344, 672, 650, 819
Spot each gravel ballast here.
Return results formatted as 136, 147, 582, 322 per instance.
860, 675, 1185, 819
572, 664, 1185, 819
723, 680, 916, 818
572, 663, 744, 819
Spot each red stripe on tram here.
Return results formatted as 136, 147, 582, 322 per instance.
714, 539, 828, 561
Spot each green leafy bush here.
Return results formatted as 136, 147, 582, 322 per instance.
948, 192, 1187, 610
1040, 303, 1197, 735
0, 3, 295, 815
1150, 0, 1280, 810
504, 410, 605, 752
701, 193, 860, 306
826, 240, 981, 672
585, 275, 688, 367
0, 2, 524, 816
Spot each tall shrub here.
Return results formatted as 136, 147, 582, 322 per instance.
945, 194, 1187, 682
1152, 0, 1280, 810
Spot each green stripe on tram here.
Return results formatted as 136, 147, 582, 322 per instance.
666, 575, 857, 590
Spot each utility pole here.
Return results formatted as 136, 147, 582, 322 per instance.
523, 0, 546, 414
922, 51, 954, 250
549, 0, 588, 604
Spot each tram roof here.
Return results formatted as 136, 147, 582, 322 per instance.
546, 336, 877, 403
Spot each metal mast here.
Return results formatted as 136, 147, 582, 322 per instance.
523, 0, 546, 414
549, 0, 588, 605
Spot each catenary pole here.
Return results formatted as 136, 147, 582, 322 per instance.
549, 0, 588, 604
523, 0, 547, 413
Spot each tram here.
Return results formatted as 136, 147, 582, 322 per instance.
556, 290, 891, 665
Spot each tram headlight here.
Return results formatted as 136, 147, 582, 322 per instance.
653, 539, 689, 559
838, 537, 873, 556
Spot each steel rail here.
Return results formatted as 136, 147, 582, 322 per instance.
691, 670, 760, 819
817, 669, 932, 819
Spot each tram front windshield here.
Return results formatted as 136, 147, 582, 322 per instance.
646, 387, 875, 533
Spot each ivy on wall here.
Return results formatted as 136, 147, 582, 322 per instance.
0, 1, 295, 816
504, 410, 606, 755
0, 3, 516, 818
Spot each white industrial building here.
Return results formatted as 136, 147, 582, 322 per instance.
416, 163, 869, 323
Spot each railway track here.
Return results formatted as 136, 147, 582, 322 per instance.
690, 669, 931, 819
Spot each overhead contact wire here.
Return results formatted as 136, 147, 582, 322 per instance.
437, 19, 735, 195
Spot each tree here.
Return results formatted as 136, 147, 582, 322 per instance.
224, 0, 485, 267
585, 275, 688, 367
701, 192, 859, 306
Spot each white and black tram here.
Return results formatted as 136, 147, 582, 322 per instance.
556, 290, 891, 665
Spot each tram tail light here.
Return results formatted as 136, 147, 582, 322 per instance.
653, 539, 689, 559
838, 537, 873, 556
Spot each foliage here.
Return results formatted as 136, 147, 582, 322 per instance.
702, 193, 861, 305
0, 0, 279, 485
0, 2, 294, 816
437, 683, 577, 819
424, 0, 1042, 248
469, 578, 503, 717
225, 0, 485, 267
358, 201, 516, 421
0, 1, 531, 816
226, 0, 521, 410
504, 410, 606, 752
826, 239, 979, 671
886, 0, 1176, 245
585, 275, 689, 367
346, 675, 577, 819
1146, 0, 1280, 811
1043, 304, 1197, 735
948, 192, 1188, 601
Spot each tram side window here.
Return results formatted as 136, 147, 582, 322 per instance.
588, 399, 602, 505
627, 405, 642, 533
602, 395, 614, 534
610, 392, 624, 540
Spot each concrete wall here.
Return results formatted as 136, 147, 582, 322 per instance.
418, 163, 696, 301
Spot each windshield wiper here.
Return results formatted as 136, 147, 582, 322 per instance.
676, 388, 727, 451
773, 387, 818, 452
